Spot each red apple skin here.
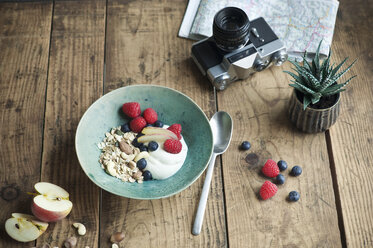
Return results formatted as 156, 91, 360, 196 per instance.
31, 202, 71, 222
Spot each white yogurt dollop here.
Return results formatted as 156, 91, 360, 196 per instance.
145, 129, 188, 180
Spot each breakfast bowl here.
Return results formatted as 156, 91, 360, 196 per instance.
75, 85, 213, 199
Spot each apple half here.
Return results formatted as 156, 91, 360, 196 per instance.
5, 213, 48, 242
31, 182, 73, 222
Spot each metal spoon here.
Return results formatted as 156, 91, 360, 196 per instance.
192, 111, 233, 235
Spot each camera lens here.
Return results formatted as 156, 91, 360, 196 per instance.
213, 7, 250, 51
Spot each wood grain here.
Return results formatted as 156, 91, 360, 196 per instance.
37, 1, 106, 247
0, 2, 52, 247
1, 0, 371, 247
100, 0, 227, 247
328, 0, 373, 247
218, 62, 342, 247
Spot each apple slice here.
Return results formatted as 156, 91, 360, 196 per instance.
11, 213, 48, 232
31, 182, 73, 222
141, 127, 178, 140
138, 133, 176, 144
5, 213, 48, 242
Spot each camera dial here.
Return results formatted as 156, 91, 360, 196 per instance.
213, 7, 250, 51
254, 58, 271, 72
272, 50, 288, 66
212, 73, 231, 90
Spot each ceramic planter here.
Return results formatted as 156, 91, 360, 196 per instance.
288, 90, 340, 133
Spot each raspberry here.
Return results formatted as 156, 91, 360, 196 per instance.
261, 159, 280, 178
259, 181, 278, 200
122, 102, 141, 118
167, 124, 182, 140
143, 108, 158, 124
164, 139, 182, 154
130, 117, 147, 133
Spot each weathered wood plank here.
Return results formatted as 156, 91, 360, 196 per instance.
218, 62, 342, 246
0, 2, 52, 247
37, 1, 106, 247
100, 0, 227, 247
329, 0, 373, 247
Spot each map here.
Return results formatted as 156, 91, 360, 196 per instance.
181, 0, 339, 60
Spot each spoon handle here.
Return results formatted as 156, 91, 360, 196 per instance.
192, 153, 218, 235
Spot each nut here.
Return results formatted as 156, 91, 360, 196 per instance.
120, 152, 135, 161
72, 222, 86, 235
110, 231, 125, 243
64, 236, 77, 248
123, 132, 135, 141
106, 161, 117, 177
128, 160, 136, 170
134, 147, 140, 155
115, 129, 125, 136
119, 140, 133, 154
128, 154, 136, 161
134, 151, 150, 162
132, 170, 142, 179
41, 244, 51, 248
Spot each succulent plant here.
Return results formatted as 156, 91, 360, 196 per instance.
284, 40, 357, 109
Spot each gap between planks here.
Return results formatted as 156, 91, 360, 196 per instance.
99, 0, 109, 247
37, 1, 55, 247
325, 130, 347, 248
215, 87, 231, 248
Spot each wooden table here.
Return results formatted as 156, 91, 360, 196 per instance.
0, 0, 372, 247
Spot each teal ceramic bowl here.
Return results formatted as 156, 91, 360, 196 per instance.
75, 85, 213, 199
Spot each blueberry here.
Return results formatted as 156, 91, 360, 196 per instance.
154, 120, 164, 128
276, 174, 285, 185
132, 138, 141, 148
121, 123, 131, 133
136, 133, 145, 137
289, 191, 300, 202
143, 170, 152, 181
136, 158, 147, 170
148, 141, 159, 151
291, 166, 302, 176
240, 141, 251, 150
277, 160, 288, 171
139, 145, 148, 152
146, 124, 153, 127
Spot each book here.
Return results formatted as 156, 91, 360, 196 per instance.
179, 0, 339, 60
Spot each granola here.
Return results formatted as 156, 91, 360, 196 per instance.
98, 126, 143, 183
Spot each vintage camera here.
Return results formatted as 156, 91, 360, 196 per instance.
191, 7, 287, 90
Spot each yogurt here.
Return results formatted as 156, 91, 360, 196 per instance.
145, 130, 188, 180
